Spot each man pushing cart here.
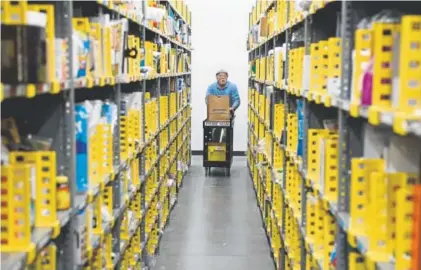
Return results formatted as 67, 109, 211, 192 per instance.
203, 69, 241, 176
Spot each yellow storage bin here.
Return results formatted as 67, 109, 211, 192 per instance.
208, 143, 226, 162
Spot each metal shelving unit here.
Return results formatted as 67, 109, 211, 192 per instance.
1, 0, 192, 269
247, 1, 421, 270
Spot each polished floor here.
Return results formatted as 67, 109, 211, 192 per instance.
152, 156, 275, 270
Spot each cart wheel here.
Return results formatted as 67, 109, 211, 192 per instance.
205, 167, 208, 176
208, 167, 211, 176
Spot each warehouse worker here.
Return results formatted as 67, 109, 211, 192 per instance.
206, 69, 241, 115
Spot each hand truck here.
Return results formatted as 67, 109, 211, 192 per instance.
202, 117, 234, 176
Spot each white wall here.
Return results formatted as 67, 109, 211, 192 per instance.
185, 0, 254, 152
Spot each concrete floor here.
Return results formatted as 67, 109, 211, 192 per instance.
152, 156, 275, 270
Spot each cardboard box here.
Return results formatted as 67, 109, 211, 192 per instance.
207, 95, 230, 121
260, 16, 268, 37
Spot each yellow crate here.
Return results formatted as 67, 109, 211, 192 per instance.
328, 37, 341, 85
349, 158, 384, 237
35, 244, 57, 270
395, 185, 418, 269
0, 165, 36, 262
313, 198, 324, 259
306, 129, 332, 187
10, 152, 59, 235
265, 96, 270, 126
91, 243, 103, 269
267, 53, 274, 82
160, 96, 169, 126
371, 22, 400, 110
208, 143, 226, 162
323, 210, 337, 269
310, 42, 322, 96
102, 26, 113, 84
287, 113, 298, 153
265, 131, 272, 162
120, 110, 129, 160
265, 166, 272, 200
306, 250, 318, 270
396, 16, 421, 114
319, 40, 329, 96
349, 252, 375, 270
321, 133, 339, 204
103, 186, 113, 224
273, 103, 285, 139
1, 0, 28, 24
306, 192, 317, 245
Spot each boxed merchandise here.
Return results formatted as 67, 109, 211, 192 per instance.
55, 39, 69, 82
108, 18, 128, 77
207, 95, 230, 121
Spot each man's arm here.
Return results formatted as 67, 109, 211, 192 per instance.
205, 85, 212, 104
231, 84, 241, 110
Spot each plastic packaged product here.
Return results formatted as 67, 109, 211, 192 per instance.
75, 103, 89, 193
297, 99, 304, 157
177, 78, 184, 92
295, 0, 312, 12
361, 58, 373, 106
73, 31, 90, 78
101, 101, 113, 125
323, 119, 338, 131
75, 207, 89, 265
145, 6, 166, 23
329, 244, 337, 268
75, 100, 104, 193
55, 38, 69, 81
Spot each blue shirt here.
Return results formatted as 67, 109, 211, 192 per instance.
206, 81, 241, 110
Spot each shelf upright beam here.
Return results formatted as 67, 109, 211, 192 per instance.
300, 13, 313, 270
336, 1, 355, 270
339, 0, 354, 101
270, 37, 275, 169
55, 1, 77, 269
110, 9, 123, 268
140, 0, 148, 267
272, 31, 283, 270
281, 2, 291, 268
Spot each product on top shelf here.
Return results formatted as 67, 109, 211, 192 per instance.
1, 10, 48, 84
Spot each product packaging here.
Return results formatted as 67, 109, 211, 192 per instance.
207, 95, 230, 121
75, 100, 103, 193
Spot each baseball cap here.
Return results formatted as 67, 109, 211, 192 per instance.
216, 69, 228, 76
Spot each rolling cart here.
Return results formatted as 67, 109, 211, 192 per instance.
203, 117, 234, 176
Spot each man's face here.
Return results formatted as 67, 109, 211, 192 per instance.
217, 73, 228, 86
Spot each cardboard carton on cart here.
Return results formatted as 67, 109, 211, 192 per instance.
207, 95, 230, 121
203, 95, 233, 176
